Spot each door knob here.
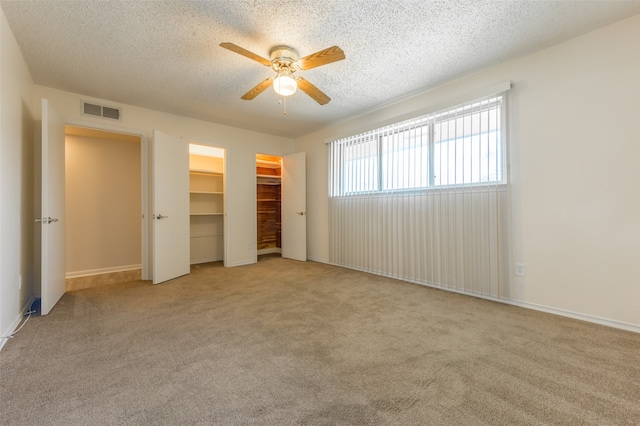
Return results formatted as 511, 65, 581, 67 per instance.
156, 214, 168, 219
35, 217, 58, 224
296, 211, 306, 216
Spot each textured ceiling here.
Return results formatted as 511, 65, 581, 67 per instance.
2, 1, 640, 138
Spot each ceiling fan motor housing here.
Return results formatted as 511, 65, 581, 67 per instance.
270, 46, 299, 71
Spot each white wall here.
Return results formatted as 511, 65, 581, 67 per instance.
295, 14, 640, 330
34, 85, 294, 269
0, 8, 35, 347
65, 135, 141, 276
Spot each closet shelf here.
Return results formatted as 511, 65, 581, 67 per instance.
257, 174, 281, 186
256, 160, 281, 169
190, 212, 224, 216
190, 233, 224, 238
190, 191, 223, 195
190, 169, 223, 176
256, 175, 282, 185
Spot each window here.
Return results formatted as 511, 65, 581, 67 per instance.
328, 89, 512, 299
330, 95, 505, 197
343, 135, 378, 193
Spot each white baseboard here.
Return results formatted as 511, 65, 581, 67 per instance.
307, 256, 330, 264
65, 264, 142, 279
327, 263, 640, 334
505, 300, 640, 334
0, 296, 36, 352
190, 257, 223, 265
257, 248, 282, 255
226, 259, 256, 268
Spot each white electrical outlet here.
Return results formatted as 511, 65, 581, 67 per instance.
515, 263, 526, 277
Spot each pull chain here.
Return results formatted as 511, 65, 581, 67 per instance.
278, 96, 288, 115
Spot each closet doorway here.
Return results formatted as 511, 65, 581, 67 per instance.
256, 154, 282, 256
64, 126, 143, 290
189, 144, 225, 265
256, 152, 307, 262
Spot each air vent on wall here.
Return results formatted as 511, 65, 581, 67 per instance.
81, 101, 122, 121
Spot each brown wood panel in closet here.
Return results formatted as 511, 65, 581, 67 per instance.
257, 166, 280, 176
257, 183, 281, 250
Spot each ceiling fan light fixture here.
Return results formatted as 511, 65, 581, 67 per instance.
273, 68, 297, 96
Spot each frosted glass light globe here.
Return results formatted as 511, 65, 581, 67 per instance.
273, 69, 297, 96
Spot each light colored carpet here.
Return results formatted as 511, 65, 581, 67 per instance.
1, 257, 639, 425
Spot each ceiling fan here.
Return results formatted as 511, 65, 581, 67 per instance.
220, 42, 345, 105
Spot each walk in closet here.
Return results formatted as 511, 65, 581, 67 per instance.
189, 145, 225, 264
256, 154, 282, 255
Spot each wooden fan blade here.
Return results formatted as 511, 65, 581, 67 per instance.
220, 42, 272, 67
241, 77, 274, 100
296, 77, 331, 105
297, 46, 345, 70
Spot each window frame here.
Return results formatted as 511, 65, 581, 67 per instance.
331, 95, 506, 197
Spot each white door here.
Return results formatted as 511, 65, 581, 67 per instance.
40, 99, 66, 315
152, 130, 190, 284
281, 152, 307, 261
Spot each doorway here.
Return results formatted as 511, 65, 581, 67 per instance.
255, 152, 307, 262
189, 144, 225, 265
64, 126, 143, 290
256, 154, 282, 256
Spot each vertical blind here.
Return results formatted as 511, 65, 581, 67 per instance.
328, 91, 511, 299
